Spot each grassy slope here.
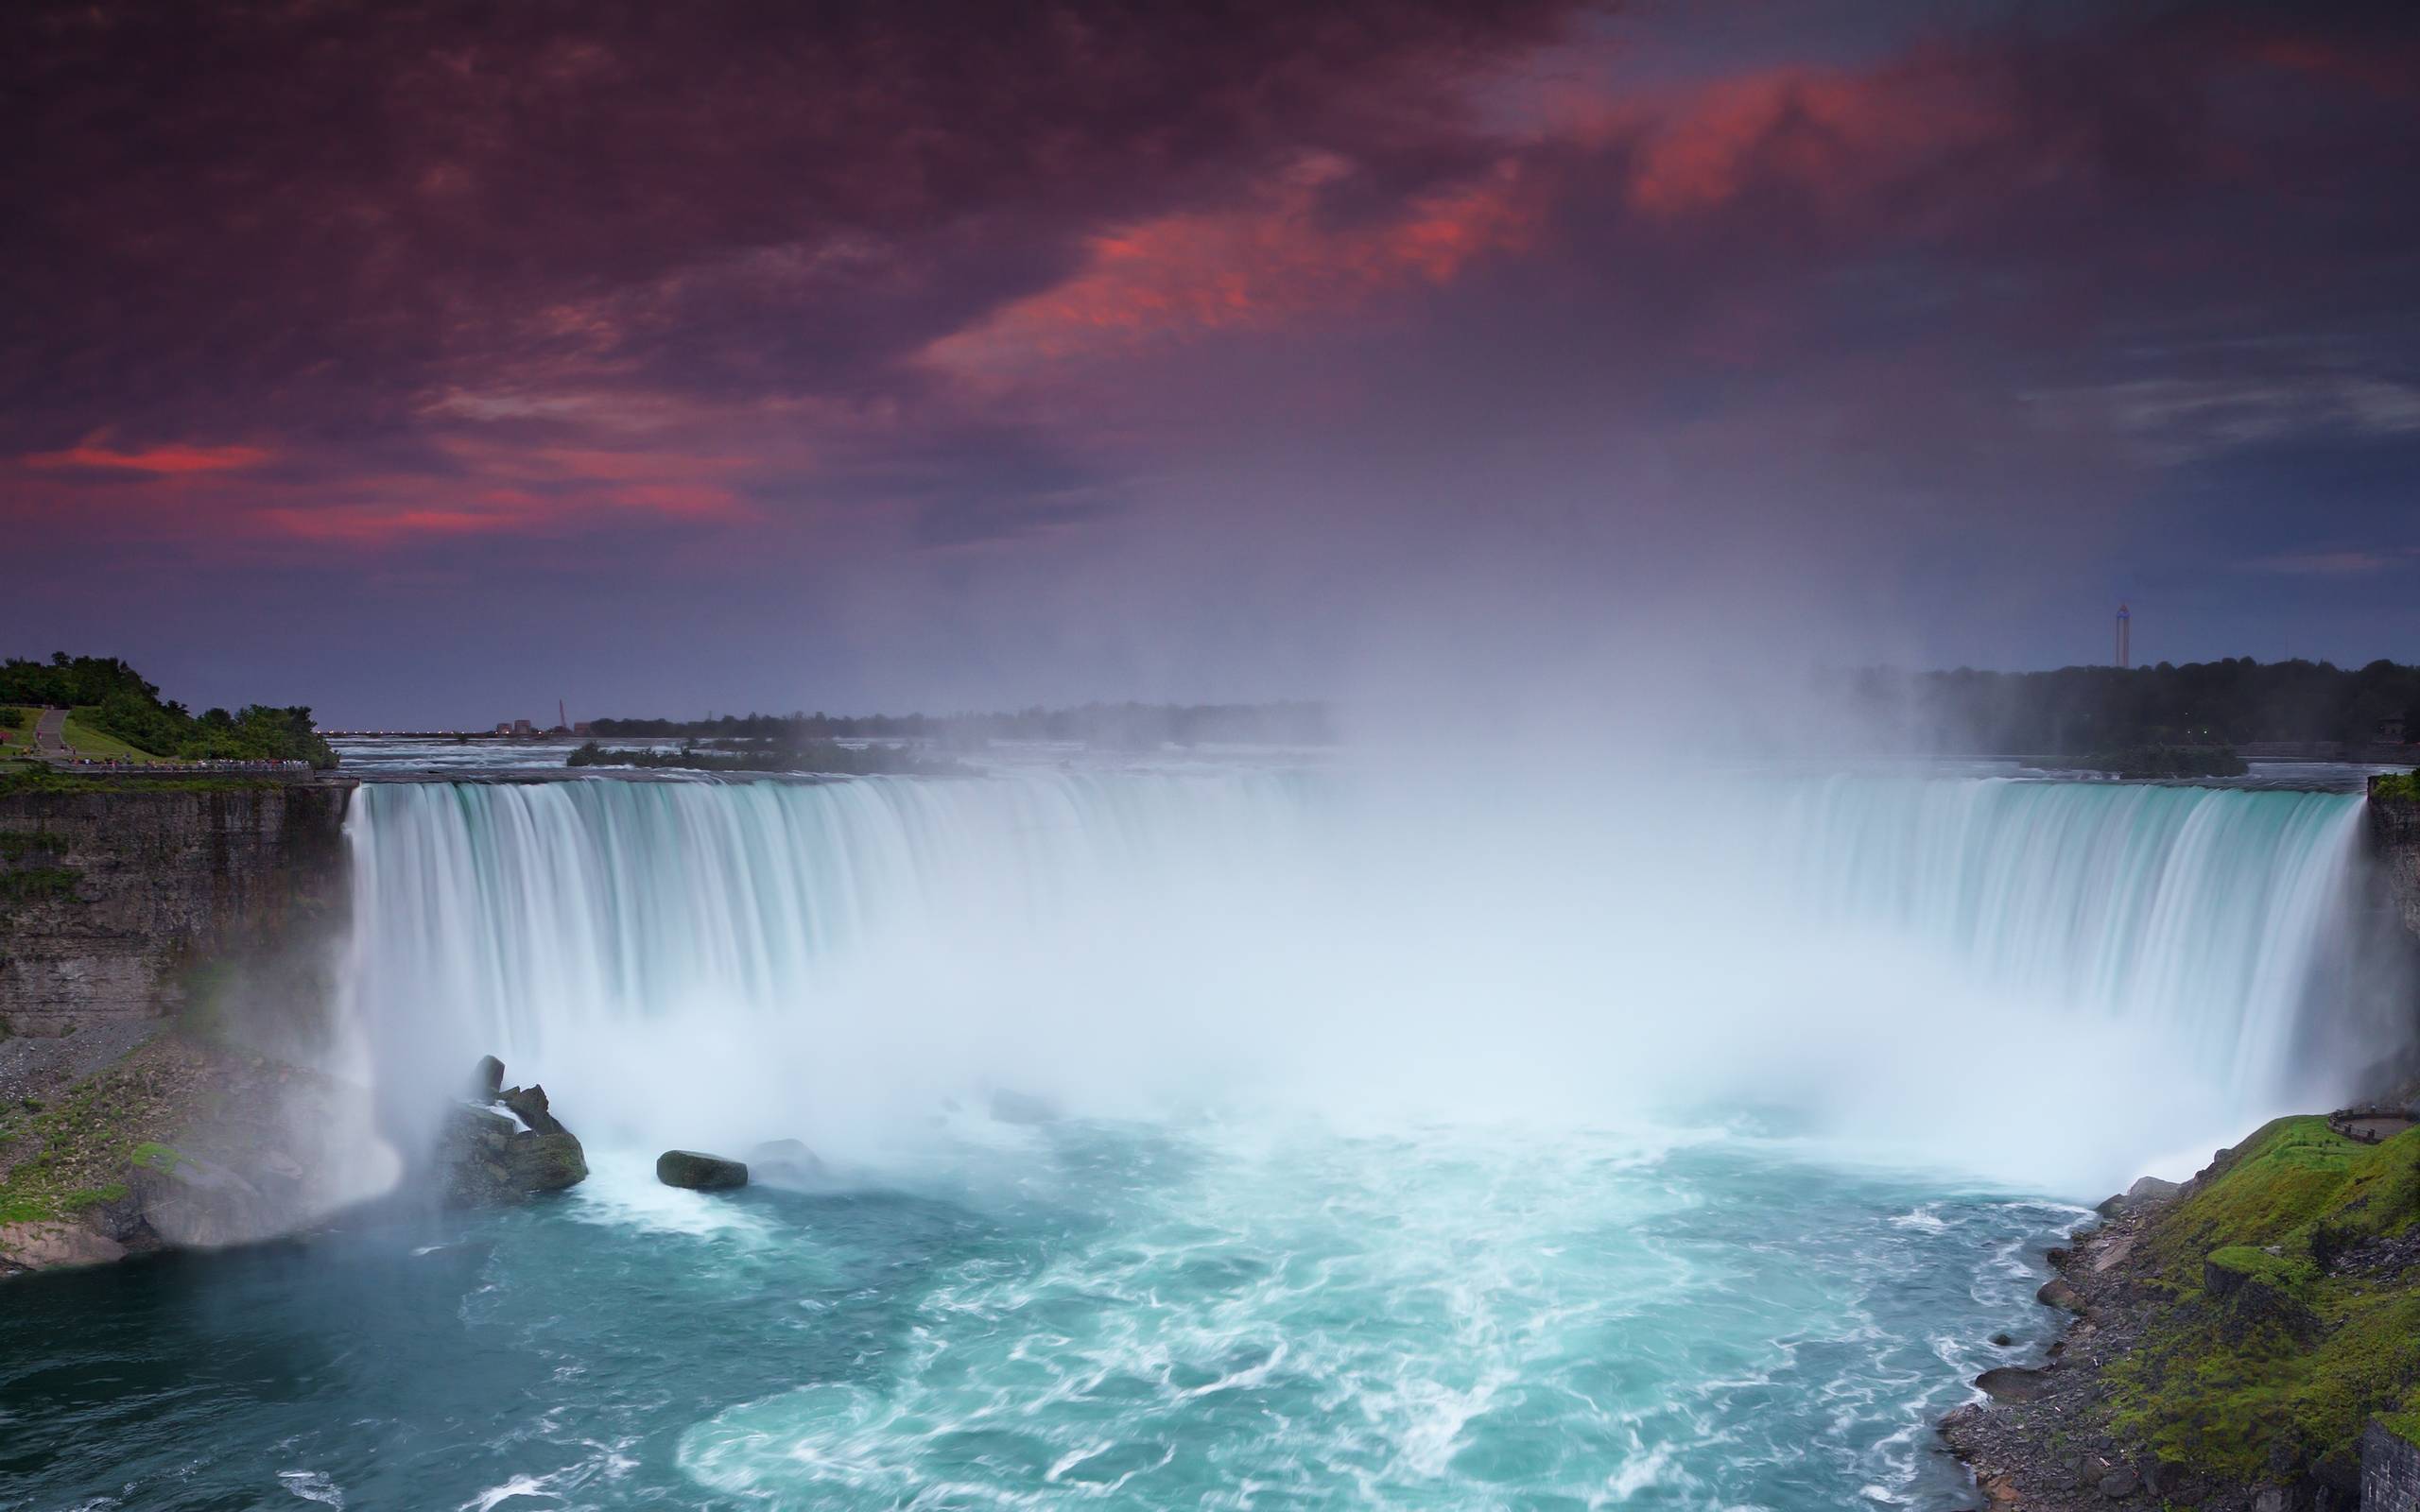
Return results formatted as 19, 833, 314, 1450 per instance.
0, 707, 34, 772
60, 708, 164, 761
2107, 1116, 2420, 1480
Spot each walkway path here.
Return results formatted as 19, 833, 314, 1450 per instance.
33, 706, 68, 760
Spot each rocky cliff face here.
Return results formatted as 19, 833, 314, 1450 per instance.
0, 782, 353, 1038
2373, 793, 2420, 941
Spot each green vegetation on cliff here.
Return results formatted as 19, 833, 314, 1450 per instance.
0, 654, 337, 768
2376, 769, 2420, 802
2106, 1117, 2420, 1483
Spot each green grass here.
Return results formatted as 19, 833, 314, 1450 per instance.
130, 1142, 186, 1173
0, 766, 300, 796
0, 706, 34, 748
2104, 1118, 2420, 1483
60, 708, 164, 762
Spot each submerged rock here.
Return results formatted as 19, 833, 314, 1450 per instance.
746, 1139, 827, 1188
657, 1150, 748, 1190
438, 1058, 588, 1206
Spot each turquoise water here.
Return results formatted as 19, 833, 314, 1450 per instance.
3, 769, 2383, 1508
2, 1118, 2078, 1510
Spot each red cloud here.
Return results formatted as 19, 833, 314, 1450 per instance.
925, 153, 1546, 377
26, 440, 272, 475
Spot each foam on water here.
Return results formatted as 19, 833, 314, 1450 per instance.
340, 769, 2379, 1193
7, 765, 2380, 1509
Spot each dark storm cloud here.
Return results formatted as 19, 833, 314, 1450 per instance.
1, 0, 1586, 449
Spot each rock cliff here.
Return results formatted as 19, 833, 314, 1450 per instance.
0, 781, 353, 1037
2372, 788, 2420, 941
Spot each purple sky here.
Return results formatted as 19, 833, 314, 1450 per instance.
5, 0, 2417, 727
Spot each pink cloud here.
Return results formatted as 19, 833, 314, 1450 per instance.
26, 440, 272, 475
925, 153, 1546, 378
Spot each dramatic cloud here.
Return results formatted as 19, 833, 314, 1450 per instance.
3, 0, 2416, 721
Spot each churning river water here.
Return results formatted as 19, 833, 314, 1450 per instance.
0, 760, 2393, 1510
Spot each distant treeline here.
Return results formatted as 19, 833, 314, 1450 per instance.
566, 740, 972, 777
590, 700, 1335, 749
0, 653, 338, 768
1844, 658, 2420, 754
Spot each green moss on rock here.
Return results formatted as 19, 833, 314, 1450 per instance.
2104, 1118, 2420, 1485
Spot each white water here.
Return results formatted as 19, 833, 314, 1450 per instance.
26, 765, 2381, 1509
338, 768, 2379, 1195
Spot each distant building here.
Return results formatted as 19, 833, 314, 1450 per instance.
2381, 713, 2409, 743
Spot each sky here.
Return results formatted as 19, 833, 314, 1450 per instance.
4, 0, 2417, 727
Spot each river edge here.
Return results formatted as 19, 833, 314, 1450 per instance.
1941, 1115, 2420, 1512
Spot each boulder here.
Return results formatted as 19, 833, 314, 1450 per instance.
500, 1082, 565, 1136
2037, 1276, 2086, 1314
473, 1055, 505, 1100
2126, 1176, 2184, 1206
131, 1147, 279, 1247
0, 1220, 128, 1271
437, 1058, 588, 1205
1976, 1366, 2052, 1403
746, 1138, 827, 1188
657, 1150, 748, 1190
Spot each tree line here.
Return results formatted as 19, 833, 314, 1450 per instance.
0, 654, 338, 768
591, 699, 1335, 750
1839, 658, 2420, 754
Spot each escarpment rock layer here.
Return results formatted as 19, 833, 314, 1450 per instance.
0, 782, 352, 1037
2372, 789, 2420, 941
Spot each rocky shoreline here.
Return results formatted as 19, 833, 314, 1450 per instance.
1943, 1119, 2420, 1511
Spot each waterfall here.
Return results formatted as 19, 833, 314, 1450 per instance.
338, 769, 2387, 1189
1777, 778, 2371, 1096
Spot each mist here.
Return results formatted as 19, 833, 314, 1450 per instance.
336, 713, 2402, 1203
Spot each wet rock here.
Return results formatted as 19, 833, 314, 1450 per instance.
131, 1147, 277, 1247
2037, 1276, 2086, 1313
438, 1060, 588, 1205
473, 1055, 505, 1100
2098, 1465, 2141, 1499
0, 1220, 127, 1271
500, 1083, 565, 1137
657, 1150, 748, 1190
1990, 1332, 2014, 1347
1977, 1366, 2052, 1402
746, 1139, 827, 1188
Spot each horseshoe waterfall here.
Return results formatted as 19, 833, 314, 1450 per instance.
9, 766, 2402, 1510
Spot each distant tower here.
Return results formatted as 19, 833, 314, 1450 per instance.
559, 697, 569, 731
2115, 604, 2132, 669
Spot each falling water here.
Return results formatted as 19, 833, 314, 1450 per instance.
11, 766, 2395, 1510
338, 768, 2377, 1177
